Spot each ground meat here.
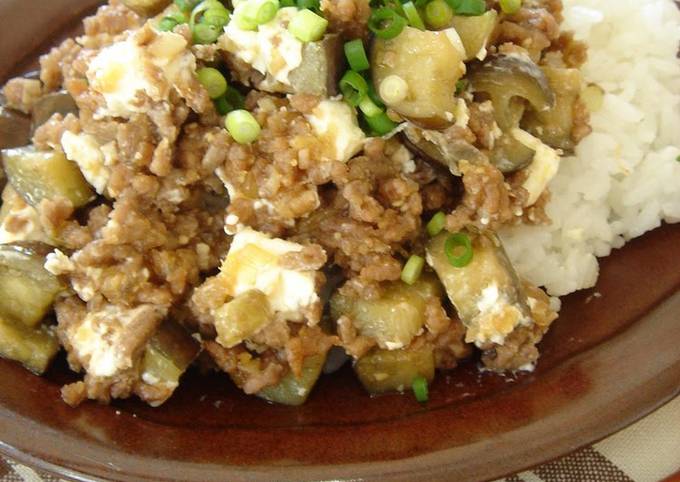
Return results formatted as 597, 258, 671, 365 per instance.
205, 341, 286, 394
446, 160, 525, 233
32, 113, 81, 150
495, 6, 562, 62
336, 315, 375, 359
40, 39, 82, 91
2, 78, 42, 114
321, 0, 371, 40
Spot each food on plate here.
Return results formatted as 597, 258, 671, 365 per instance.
0, 0, 678, 408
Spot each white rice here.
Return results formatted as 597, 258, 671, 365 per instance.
500, 0, 680, 296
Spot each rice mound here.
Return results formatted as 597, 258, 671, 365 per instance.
500, 0, 680, 296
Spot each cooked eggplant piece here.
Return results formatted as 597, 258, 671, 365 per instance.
225, 34, 344, 97
449, 10, 498, 60
2, 146, 95, 208
0, 106, 31, 150
141, 320, 201, 394
354, 345, 435, 394
0, 315, 59, 374
426, 231, 532, 347
469, 54, 556, 172
257, 353, 326, 406
330, 274, 442, 350
122, 0, 171, 16
523, 67, 583, 151
372, 27, 466, 127
402, 123, 486, 175
288, 34, 344, 97
0, 243, 64, 328
214, 289, 272, 349
31, 91, 77, 129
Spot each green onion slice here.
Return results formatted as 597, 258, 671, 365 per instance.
175, 0, 200, 13
412, 376, 429, 403
214, 96, 233, 115
364, 111, 397, 136
401, 255, 425, 285
339, 70, 368, 107
499, 0, 522, 14
158, 13, 185, 32
426, 211, 446, 237
424, 0, 454, 29
192, 23, 222, 43
197, 67, 228, 99
288, 8, 329, 42
358, 97, 382, 117
225, 109, 261, 144
444, 232, 473, 268
297, 0, 320, 12
402, 1, 425, 30
344, 39, 370, 72
445, 0, 486, 16
368, 7, 407, 40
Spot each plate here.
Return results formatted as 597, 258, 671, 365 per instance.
0, 1, 679, 480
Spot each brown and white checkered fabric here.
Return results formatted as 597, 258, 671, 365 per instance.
2, 397, 678, 482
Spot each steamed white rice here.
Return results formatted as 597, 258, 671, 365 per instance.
500, 0, 680, 296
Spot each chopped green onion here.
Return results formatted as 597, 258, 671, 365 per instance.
402, 1, 425, 30
235, 0, 279, 28
253, 0, 279, 24
499, 0, 522, 14
364, 111, 397, 136
445, 0, 486, 16
225, 109, 261, 144
158, 16, 182, 32
412, 376, 429, 403
297, 0, 320, 11
401, 255, 425, 285
378, 74, 408, 104
455, 78, 468, 95
224, 87, 245, 110
280, 0, 296, 5
203, 6, 231, 27
368, 7, 407, 40
175, 0, 200, 13
358, 97, 383, 117
214, 96, 233, 115
192, 23, 222, 43
367, 82, 385, 109
197, 67, 228, 99
426, 211, 446, 237
344, 39, 370, 72
339, 70, 368, 107
414, 0, 429, 7
424, 0, 453, 29
288, 9, 328, 42
444, 232, 473, 268
676, 155, 680, 162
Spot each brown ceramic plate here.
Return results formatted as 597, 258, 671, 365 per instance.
0, 1, 679, 481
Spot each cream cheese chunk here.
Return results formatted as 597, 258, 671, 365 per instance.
87, 32, 196, 118
221, 7, 303, 86
305, 99, 366, 162
219, 228, 320, 321
60, 131, 112, 195
512, 128, 561, 206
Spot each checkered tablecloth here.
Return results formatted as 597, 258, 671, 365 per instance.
2, 396, 679, 482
